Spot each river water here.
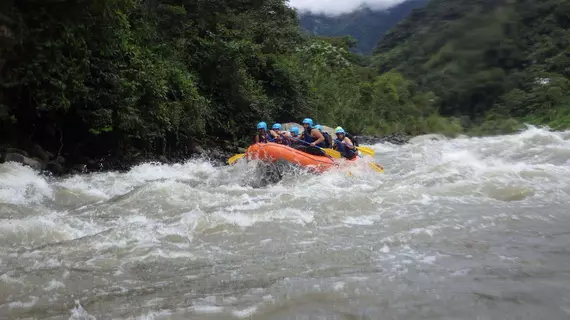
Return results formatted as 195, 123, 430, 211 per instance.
1, 126, 570, 320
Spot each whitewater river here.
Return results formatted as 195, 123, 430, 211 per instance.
1, 126, 570, 319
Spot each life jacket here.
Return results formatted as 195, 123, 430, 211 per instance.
257, 131, 274, 143
288, 134, 303, 148
344, 132, 359, 147
334, 137, 357, 160
322, 132, 332, 148
303, 127, 315, 143
304, 127, 328, 148
276, 132, 290, 145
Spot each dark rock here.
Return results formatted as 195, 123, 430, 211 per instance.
72, 164, 87, 173
193, 145, 206, 155
355, 133, 410, 145
87, 160, 104, 171
55, 155, 66, 164
31, 144, 50, 163
4, 148, 29, 157
4, 153, 45, 170
209, 149, 222, 159
158, 155, 169, 164
46, 162, 65, 175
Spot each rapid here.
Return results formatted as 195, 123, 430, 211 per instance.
1, 125, 570, 319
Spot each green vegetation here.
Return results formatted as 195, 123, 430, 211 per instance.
0, 0, 447, 163
373, 0, 570, 135
1, 0, 569, 165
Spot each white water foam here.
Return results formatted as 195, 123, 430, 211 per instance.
1, 126, 569, 319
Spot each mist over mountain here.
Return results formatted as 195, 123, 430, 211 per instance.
298, 0, 428, 54
290, 0, 410, 16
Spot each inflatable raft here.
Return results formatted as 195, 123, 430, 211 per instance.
245, 142, 356, 173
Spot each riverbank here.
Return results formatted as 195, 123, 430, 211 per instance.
0, 130, 411, 176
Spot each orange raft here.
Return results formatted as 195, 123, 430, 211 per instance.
245, 142, 356, 173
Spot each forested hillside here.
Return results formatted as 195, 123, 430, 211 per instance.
0, 0, 448, 166
373, 0, 570, 133
1, 0, 569, 169
299, 0, 428, 54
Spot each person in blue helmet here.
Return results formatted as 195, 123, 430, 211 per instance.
315, 124, 332, 148
255, 121, 276, 143
271, 123, 288, 144
285, 126, 302, 146
333, 126, 358, 160
301, 118, 325, 147
289, 126, 300, 138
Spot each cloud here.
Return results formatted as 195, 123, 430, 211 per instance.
287, 0, 409, 16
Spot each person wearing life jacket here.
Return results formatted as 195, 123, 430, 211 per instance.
255, 121, 275, 143
284, 126, 301, 146
301, 118, 325, 147
315, 124, 332, 148
271, 123, 289, 144
289, 126, 300, 139
344, 131, 359, 147
333, 126, 358, 160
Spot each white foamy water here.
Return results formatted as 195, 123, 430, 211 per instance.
1, 125, 570, 319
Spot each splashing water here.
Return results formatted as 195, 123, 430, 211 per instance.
1, 126, 570, 319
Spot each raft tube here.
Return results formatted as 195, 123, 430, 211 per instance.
245, 142, 356, 173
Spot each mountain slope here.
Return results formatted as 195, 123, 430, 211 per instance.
372, 0, 570, 130
299, 0, 428, 55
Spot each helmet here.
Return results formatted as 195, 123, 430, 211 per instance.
302, 118, 313, 126
257, 122, 267, 130
315, 124, 323, 131
290, 127, 300, 136
272, 123, 282, 130
335, 126, 345, 134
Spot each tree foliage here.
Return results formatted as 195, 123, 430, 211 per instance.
3, 0, 566, 163
372, 0, 570, 133
0, 0, 447, 162
0, 0, 309, 158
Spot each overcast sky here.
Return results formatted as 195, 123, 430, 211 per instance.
287, 0, 409, 16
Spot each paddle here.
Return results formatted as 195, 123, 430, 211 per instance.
290, 137, 341, 159
348, 162, 384, 176
367, 161, 384, 173
227, 153, 245, 165
356, 146, 375, 157
322, 141, 383, 173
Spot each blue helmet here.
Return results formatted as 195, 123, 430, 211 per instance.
315, 124, 323, 132
272, 123, 282, 130
257, 121, 267, 130
302, 118, 313, 127
335, 126, 345, 134
290, 127, 300, 136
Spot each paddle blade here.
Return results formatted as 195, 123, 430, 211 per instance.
357, 146, 375, 157
367, 161, 384, 173
322, 148, 341, 159
227, 153, 245, 165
